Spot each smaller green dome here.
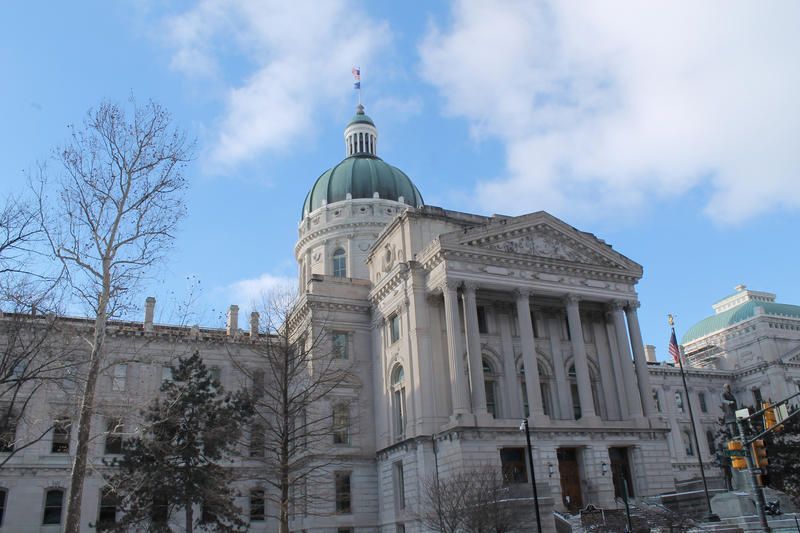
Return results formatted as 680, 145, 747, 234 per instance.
682, 300, 800, 343
302, 155, 423, 218
347, 103, 374, 126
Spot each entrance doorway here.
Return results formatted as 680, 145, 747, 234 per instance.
609, 447, 635, 499
557, 447, 583, 512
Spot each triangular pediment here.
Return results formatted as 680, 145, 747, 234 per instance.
440, 211, 641, 273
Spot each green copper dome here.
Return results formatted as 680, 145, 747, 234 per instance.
682, 300, 800, 343
302, 154, 424, 217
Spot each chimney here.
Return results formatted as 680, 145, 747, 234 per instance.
144, 297, 155, 332
226, 305, 239, 337
645, 344, 657, 363
250, 312, 260, 337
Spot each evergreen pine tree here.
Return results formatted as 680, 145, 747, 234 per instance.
98, 352, 253, 532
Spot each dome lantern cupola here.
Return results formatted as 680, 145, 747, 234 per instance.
344, 104, 378, 157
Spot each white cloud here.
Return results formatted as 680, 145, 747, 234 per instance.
163, 0, 390, 167
420, 1, 800, 224
227, 273, 295, 309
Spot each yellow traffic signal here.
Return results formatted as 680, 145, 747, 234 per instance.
728, 440, 747, 470
752, 439, 768, 468
762, 402, 778, 430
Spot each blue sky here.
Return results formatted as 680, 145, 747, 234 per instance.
2, 1, 799, 359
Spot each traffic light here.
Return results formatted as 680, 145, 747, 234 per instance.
727, 440, 747, 470
752, 439, 768, 468
762, 402, 779, 431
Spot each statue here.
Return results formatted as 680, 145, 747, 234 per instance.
720, 383, 738, 432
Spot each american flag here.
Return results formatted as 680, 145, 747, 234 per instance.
668, 329, 682, 364
352, 67, 361, 81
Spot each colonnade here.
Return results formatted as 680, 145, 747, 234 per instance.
440, 281, 654, 423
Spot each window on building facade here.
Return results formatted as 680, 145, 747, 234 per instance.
332, 248, 347, 278
0, 489, 6, 526
332, 404, 350, 445
683, 431, 694, 456
500, 447, 527, 484
335, 472, 352, 514
568, 365, 582, 420
63, 367, 77, 390
104, 417, 124, 455
393, 461, 405, 511
391, 365, 406, 440
338, 528, 354, 533
252, 370, 265, 399
675, 391, 685, 413
97, 486, 118, 527
250, 489, 266, 521
698, 392, 708, 413
332, 332, 348, 359
42, 488, 64, 525
0, 409, 17, 452
753, 388, 763, 408
396, 524, 406, 533
112, 364, 127, 392
706, 430, 716, 455
477, 306, 488, 334
483, 359, 498, 418
652, 390, 662, 412
161, 366, 173, 382
250, 423, 265, 457
152, 493, 169, 524
51, 418, 71, 454
389, 314, 401, 344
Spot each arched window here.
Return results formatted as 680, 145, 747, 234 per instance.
483, 359, 499, 418
518, 362, 552, 418
567, 364, 602, 420
391, 365, 406, 441
332, 248, 346, 278
43, 488, 65, 525
332, 404, 350, 445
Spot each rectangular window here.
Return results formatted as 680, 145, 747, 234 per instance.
0, 489, 6, 526
161, 366, 173, 382
104, 418, 124, 455
112, 364, 127, 392
333, 404, 350, 445
51, 418, 71, 453
698, 392, 708, 413
250, 424, 265, 458
338, 529, 354, 533
0, 409, 17, 452
42, 489, 64, 525
753, 388, 763, 408
393, 462, 405, 511
63, 367, 77, 390
252, 370, 265, 399
332, 332, 349, 359
152, 493, 168, 523
500, 447, 527, 484
477, 306, 488, 334
97, 487, 118, 527
250, 489, 265, 521
389, 314, 401, 344
396, 525, 406, 533
675, 391, 685, 414
652, 390, 662, 413
335, 472, 352, 514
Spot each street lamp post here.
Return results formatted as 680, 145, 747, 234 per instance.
520, 419, 543, 533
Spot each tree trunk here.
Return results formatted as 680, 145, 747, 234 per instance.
186, 499, 194, 533
64, 289, 108, 533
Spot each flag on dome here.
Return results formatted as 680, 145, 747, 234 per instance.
352, 66, 361, 89
668, 329, 682, 364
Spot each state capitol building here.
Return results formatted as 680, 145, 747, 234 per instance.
1, 105, 799, 532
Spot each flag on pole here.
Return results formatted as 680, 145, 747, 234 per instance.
352, 66, 361, 89
668, 329, 682, 364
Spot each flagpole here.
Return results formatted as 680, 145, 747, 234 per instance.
668, 315, 719, 522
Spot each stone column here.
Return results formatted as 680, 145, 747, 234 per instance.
462, 283, 488, 416
497, 304, 523, 419
564, 295, 598, 420
625, 301, 655, 417
610, 301, 644, 419
515, 290, 546, 418
442, 281, 470, 417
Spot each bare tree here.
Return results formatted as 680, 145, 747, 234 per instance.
35, 99, 192, 533
231, 289, 358, 533
420, 465, 527, 533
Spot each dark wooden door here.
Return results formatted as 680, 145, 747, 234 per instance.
557, 448, 582, 512
609, 446, 634, 499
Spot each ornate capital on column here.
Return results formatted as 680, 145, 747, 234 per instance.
626, 300, 641, 311
564, 293, 581, 307
513, 288, 531, 301
442, 279, 461, 292
608, 299, 626, 311
462, 282, 478, 294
